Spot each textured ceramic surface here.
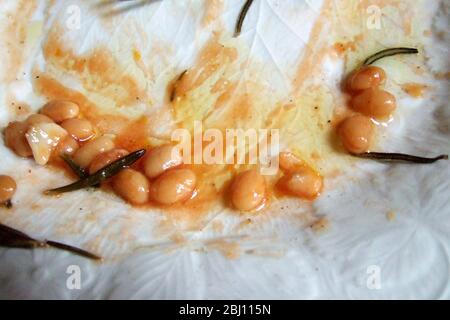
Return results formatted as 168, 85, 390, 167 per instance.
0, 0, 449, 299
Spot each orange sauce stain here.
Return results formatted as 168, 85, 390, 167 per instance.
401, 83, 427, 98
202, 0, 224, 27
43, 27, 146, 107
333, 41, 357, 56
207, 239, 241, 259
310, 216, 330, 233
292, 1, 335, 92
115, 117, 152, 151
211, 78, 237, 108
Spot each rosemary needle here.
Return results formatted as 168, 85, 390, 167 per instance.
46, 240, 102, 260
61, 154, 88, 179
363, 47, 419, 66
354, 152, 448, 164
234, 0, 255, 37
46, 149, 146, 195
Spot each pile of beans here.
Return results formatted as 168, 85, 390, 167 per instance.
230, 152, 324, 212
2, 100, 202, 207
2, 100, 326, 211
338, 66, 396, 154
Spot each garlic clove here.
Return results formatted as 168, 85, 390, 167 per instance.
26, 123, 68, 165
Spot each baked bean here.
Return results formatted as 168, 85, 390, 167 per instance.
54, 136, 79, 156
230, 169, 266, 212
279, 152, 303, 172
143, 145, 183, 179
338, 115, 375, 154
61, 118, 94, 142
278, 168, 323, 200
347, 66, 386, 91
73, 136, 115, 168
89, 149, 129, 174
351, 88, 396, 119
0, 175, 16, 204
112, 169, 150, 205
150, 168, 196, 205
4, 121, 32, 157
41, 100, 79, 123
26, 114, 53, 126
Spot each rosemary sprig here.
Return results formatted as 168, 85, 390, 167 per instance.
0, 223, 43, 249
354, 152, 448, 164
0, 223, 101, 260
46, 240, 101, 260
234, 0, 255, 37
61, 154, 88, 179
45, 149, 146, 195
363, 47, 419, 66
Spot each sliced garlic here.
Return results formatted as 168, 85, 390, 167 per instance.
26, 123, 68, 165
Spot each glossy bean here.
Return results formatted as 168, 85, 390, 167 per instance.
73, 136, 115, 168
112, 169, 150, 205
89, 149, 129, 174
4, 121, 32, 157
143, 145, 183, 179
150, 168, 197, 205
338, 115, 376, 154
278, 168, 323, 200
41, 100, 80, 123
230, 169, 266, 212
61, 118, 94, 142
347, 66, 386, 91
351, 88, 397, 119
0, 175, 16, 204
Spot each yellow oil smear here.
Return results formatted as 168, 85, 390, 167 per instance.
133, 49, 142, 62
269, 87, 342, 175
172, 34, 241, 131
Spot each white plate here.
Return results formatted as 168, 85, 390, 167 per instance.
0, 0, 449, 299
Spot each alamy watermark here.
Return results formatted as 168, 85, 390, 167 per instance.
66, 265, 81, 290
366, 265, 382, 290
171, 121, 280, 176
